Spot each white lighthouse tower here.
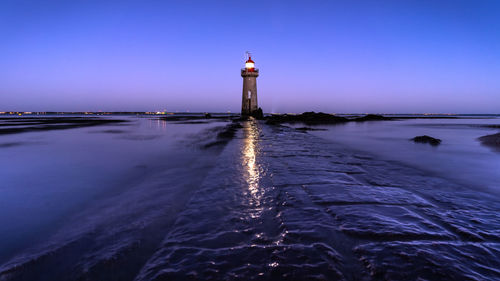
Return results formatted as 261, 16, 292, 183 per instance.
241, 53, 259, 116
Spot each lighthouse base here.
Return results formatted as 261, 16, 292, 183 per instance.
243, 107, 263, 119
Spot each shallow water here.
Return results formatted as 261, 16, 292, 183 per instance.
0, 117, 227, 264
303, 117, 500, 192
0, 116, 499, 280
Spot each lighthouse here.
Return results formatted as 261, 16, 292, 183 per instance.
241, 53, 260, 116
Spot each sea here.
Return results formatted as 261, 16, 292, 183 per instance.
0, 114, 499, 280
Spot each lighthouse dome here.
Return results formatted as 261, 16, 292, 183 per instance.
245, 57, 255, 69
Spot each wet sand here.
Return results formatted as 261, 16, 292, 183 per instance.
0, 117, 127, 135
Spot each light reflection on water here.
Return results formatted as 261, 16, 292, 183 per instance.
241, 120, 263, 219
147, 118, 167, 130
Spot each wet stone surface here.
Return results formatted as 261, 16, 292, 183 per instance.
355, 241, 500, 280
254, 122, 500, 280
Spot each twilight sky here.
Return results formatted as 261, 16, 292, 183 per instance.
1, 0, 499, 113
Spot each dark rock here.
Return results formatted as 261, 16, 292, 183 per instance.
478, 132, 500, 152
250, 108, 264, 119
354, 114, 393, 121
266, 111, 348, 125
412, 135, 442, 146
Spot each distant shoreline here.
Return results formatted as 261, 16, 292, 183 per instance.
0, 112, 499, 118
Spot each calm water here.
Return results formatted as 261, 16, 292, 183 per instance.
0, 117, 227, 263
0, 116, 499, 280
305, 117, 500, 192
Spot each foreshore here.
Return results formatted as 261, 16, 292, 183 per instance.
1, 117, 499, 280
0, 117, 127, 135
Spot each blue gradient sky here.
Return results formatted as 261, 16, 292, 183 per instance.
1, 0, 499, 113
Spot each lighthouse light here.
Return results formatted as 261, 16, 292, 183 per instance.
245, 62, 255, 69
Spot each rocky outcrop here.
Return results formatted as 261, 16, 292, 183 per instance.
478, 132, 500, 151
411, 135, 442, 146
250, 108, 264, 120
266, 112, 348, 125
266, 112, 396, 126
353, 114, 393, 122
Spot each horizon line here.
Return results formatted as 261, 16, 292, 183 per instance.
1, 111, 499, 116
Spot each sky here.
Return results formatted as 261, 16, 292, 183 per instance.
0, 0, 499, 113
